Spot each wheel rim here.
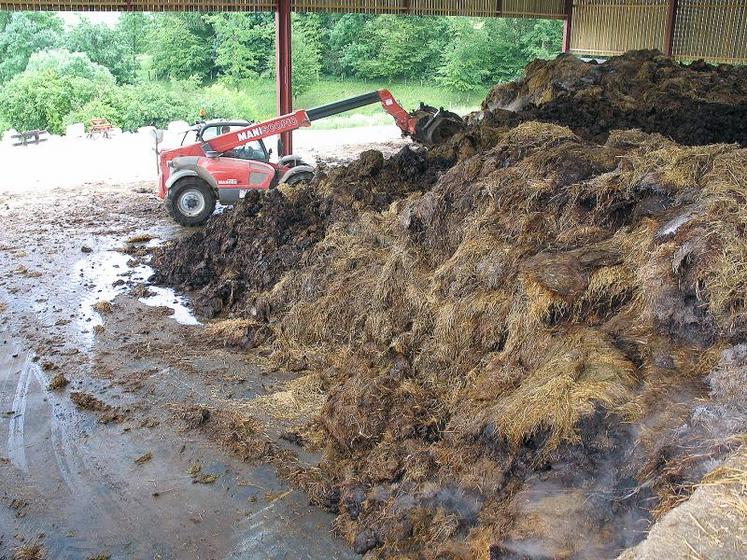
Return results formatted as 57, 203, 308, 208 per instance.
177, 188, 206, 218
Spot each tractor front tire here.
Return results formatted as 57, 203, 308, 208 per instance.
166, 178, 216, 227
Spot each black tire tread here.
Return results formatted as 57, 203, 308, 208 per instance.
284, 171, 314, 186
165, 177, 216, 227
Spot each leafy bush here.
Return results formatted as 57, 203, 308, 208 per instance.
2, 70, 70, 133
113, 83, 192, 130
0, 50, 115, 134
62, 98, 121, 130
0, 50, 256, 135
65, 18, 137, 84
190, 83, 255, 122
26, 48, 115, 84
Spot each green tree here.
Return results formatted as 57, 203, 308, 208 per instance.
327, 13, 371, 77
148, 14, 215, 81
439, 18, 562, 92
209, 13, 274, 83
65, 17, 136, 83
295, 12, 339, 76
116, 13, 150, 57
340, 15, 450, 81
437, 19, 492, 93
516, 19, 564, 61
0, 12, 63, 82
482, 18, 562, 84
290, 14, 322, 96
115, 13, 151, 81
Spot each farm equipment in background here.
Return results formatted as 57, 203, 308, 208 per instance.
157, 89, 464, 226
87, 118, 113, 139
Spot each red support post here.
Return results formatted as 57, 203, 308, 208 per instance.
562, 0, 573, 53
275, 0, 293, 156
663, 0, 679, 56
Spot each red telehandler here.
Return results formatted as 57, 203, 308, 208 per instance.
157, 89, 463, 226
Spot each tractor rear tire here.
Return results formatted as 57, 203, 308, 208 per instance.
285, 171, 314, 186
166, 177, 216, 227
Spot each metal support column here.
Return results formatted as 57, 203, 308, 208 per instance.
562, 0, 573, 53
275, 0, 292, 155
663, 0, 679, 56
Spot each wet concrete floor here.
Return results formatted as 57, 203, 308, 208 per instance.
0, 183, 357, 559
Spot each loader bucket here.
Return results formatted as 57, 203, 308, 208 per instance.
410, 104, 465, 146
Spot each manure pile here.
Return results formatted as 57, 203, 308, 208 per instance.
154, 52, 747, 559
481, 49, 747, 147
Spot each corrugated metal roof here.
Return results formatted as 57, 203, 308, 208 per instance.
0, 0, 274, 10
0, 0, 566, 16
290, 0, 566, 17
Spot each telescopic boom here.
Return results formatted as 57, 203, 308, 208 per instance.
198, 89, 463, 157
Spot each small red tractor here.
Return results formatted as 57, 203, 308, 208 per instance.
157, 90, 463, 226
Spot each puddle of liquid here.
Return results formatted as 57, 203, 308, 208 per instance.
75, 251, 137, 331
138, 286, 201, 326
74, 249, 199, 343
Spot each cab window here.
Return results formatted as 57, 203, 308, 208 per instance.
201, 125, 236, 141
200, 124, 267, 162
225, 141, 267, 162
180, 130, 198, 146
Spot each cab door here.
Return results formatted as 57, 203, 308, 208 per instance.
202, 157, 276, 204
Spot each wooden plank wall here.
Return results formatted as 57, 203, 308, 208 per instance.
674, 0, 747, 64
570, 0, 747, 64
570, 0, 667, 57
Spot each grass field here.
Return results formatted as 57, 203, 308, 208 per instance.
223, 78, 486, 128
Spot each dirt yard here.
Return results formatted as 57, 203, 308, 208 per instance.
0, 134, 405, 559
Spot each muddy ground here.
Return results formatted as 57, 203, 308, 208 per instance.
0, 144, 410, 558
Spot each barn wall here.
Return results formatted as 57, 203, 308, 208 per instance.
673, 0, 747, 64
570, 0, 747, 64
570, 0, 668, 56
